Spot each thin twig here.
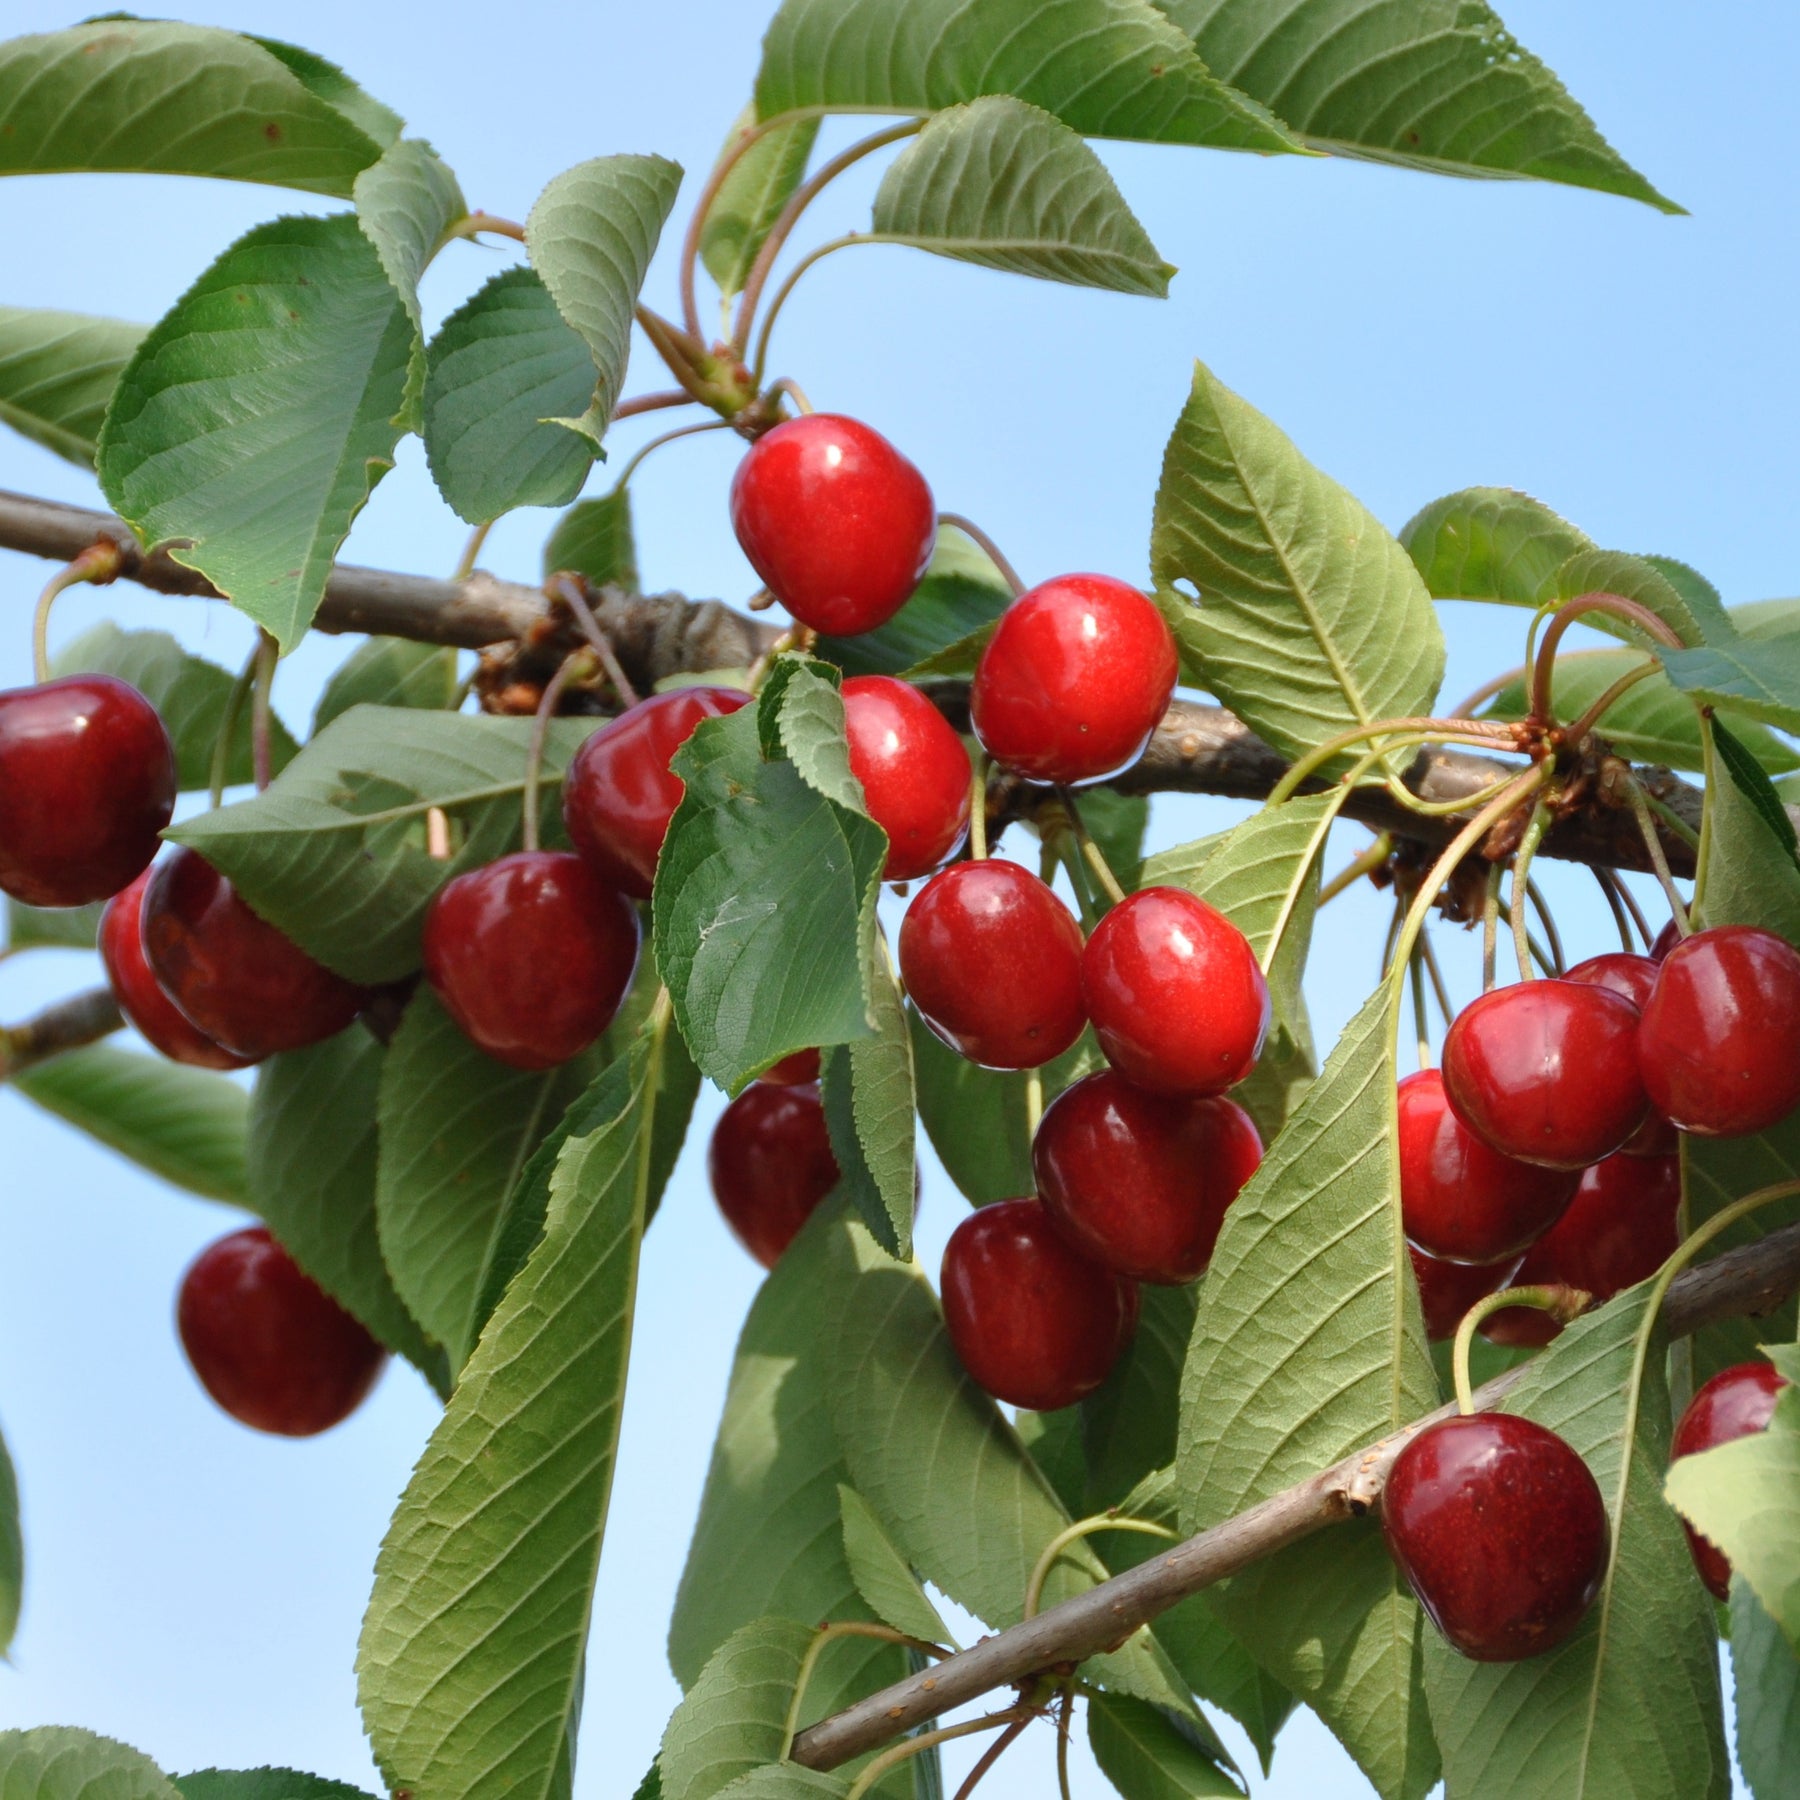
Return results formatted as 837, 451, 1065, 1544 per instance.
0, 988, 125, 1081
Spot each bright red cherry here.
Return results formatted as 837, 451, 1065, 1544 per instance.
99, 869, 249, 1071
940, 1198, 1137, 1411
1398, 1069, 1577, 1266
898, 859, 1085, 1069
1671, 1360, 1791, 1599
562, 686, 751, 899
423, 851, 639, 1071
969, 574, 1178, 785
759, 1046, 822, 1086
1034, 1071, 1260, 1284
729, 414, 936, 636
841, 675, 971, 880
1480, 1152, 1680, 1348
1638, 925, 1800, 1138
1383, 1412, 1608, 1661
0, 674, 176, 907
1564, 953, 1676, 1154
142, 848, 367, 1062
1441, 980, 1648, 1169
1082, 887, 1268, 1097
1409, 1246, 1525, 1343
708, 1080, 841, 1268
177, 1226, 386, 1435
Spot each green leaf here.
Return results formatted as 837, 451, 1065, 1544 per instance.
1666, 1358, 1800, 1654
1711, 717, 1800, 861
246, 1028, 447, 1394
4, 896, 104, 952
376, 985, 600, 1373
0, 22, 394, 194
1549, 548, 1732, 650
174, 1772, 374, 1800
1729, 1576, 1800, 1800
52, 623, 299, 790
1086, 1695, 1241, 1799
0, 1733, 175, 1800
700, 107, 820, 302
358, 1013, 667, 1800
661, 1617, 817, 1800
655, 667, 887, 1094
0, 1423, 19, 1657
1151, 359, 1444, 766
1177, 986, 1439, 1800
12, 1045, 248, 1204
1401, 486, 1595, 609
1162, 0, 1677, 210
838, 1485, 948, 1643
0, 307, 145, 468
1426, 1288, 1730, 1800
168, 706, 592, 985
709, 1772, 847, 1800
1082, 1284, 1197, 1510
423, 268, 600, 524
96, 213, 414, 651
1662, 636, 1800, 734
543, 487, 639, 588
755, 0, 1301, 154
1731, 599, 1800, 642
313, 638, 460, 733
526, 155, 684, 447
869, 97, 1174, 295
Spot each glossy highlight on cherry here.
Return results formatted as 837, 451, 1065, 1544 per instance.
841, 673, 971, 881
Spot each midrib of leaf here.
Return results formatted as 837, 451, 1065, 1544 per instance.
1256, 789, 1345, 982
464, 1075, 563, 1350
859, 228, 1150, 269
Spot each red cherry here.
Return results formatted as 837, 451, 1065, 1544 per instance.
969, 574, 1178, 784
898, 859, 1085, 1069
759, 1046, 822, 1086
142, 848, 367, 1062
708, 1080, 841, 1268
1480, 1152, 1680, 1348
177, 1226, 386, 1436
422, 851, 640, 1071
99, 869, 249, 1071
1671, 1360, 1791, 1598
729, 414, 936, 636
841, 675, 971, 881
1383, 1412, 1608, 1661
940, 1197, 1136, 1410
1409, 1246, 1525, 1343
1565, 954, 1676, 1155
562, 686, 751, 899
1441, 980, 1648, 1168
1081, 887, 1268, 1097
1034, 1071, 1261, 1284
1650, 919, 1681, 961
1638, 925, 1800, 1138
1398, 1069, 1577, 1266
0, 674, 176, 907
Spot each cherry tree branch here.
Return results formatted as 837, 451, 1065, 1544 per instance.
791, 1218, 1800, 1773
0, 987, 123, 1080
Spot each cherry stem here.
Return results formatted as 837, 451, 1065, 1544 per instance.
452, 520, 493, 583
1623, 774, 1692, 936
454, 211, 527, 244
1419, 928, 1455, 1024
1319, 834, 1392, 906
968, 758, 990, 860
1592, 864, 1641, 952
613, 390, 697, 422
1266, 718, 1513, 810
938, 513, 1026, 599
1493, 895, 1556, 980
1058, 789, 1128, 908
763, 374, 816, 416
521, 652, 584, 853
634, 305, 728, 413
1447, 660, 1528, 722
1526, 876, 1565, 975
251, 629, 277, 793
31, 540, 120, 683
1379, 894, 1406, 987
1528, 593, 1684, 726
1055, 1689, 1075, 1800
1510, 801, 1552, 982
1025, 1069, 1044, 1141
842, 1709, 1032, 1800
781, 1623, 951, 1759
1451, 1285, 1592, 1414
1640, 1181, 1800, 1351
1023, 1516, 1178, 1622
950, 1716, 1032, 1800
606, 418, 733, 497
426, 807, 452, 861
751, 234, 863, 380
1481, 863, 1503, 991
1559, 656, 1660, 747
1410, 943, 1432, 1071
209, 643, 259, 810
547, 574, 641, 708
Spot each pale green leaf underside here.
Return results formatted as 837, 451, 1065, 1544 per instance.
0, 1729, 178, 1800
1729, 1577, 1800, 1799
660, 1618, 815, 1800
173, 1770, 376, 1800
1662, 638, 1800, 735
0, 1427, 19, 1657
0, 307, 145, 468
838, 1484, 948, 1644
1402, 484, 1593, 605
1086, 1694, 1242, 1798
543, 488, 639, 589
313, 638, 460, 733
871, 96, 1174, 295
700, 107, 820, 301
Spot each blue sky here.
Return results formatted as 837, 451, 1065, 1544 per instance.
0, 2, 1792, 1795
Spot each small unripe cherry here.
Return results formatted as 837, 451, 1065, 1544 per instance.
1034, 1071, 1261, 1284
841, 674, 971, 880
708, 1081, 841, 1268
1082, 887, 1268, 1097
969, 574, 1178, 784
729, 414, 936, 636
940, 1197, 1136, 1411
1409, 1246, 1525, 1343
898, 859, 1085, 1069
1670, 1361, 1791, 1599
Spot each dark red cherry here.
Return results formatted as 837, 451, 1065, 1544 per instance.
1480, 1151, 1680, 1347
142, 848, 367, 1062
969, 574, 1177, 785
1034, 1071, 1261, 1284
1671, 1360, 1791, 1599
1409, 1246, 1525, 1343
898, 859, 1085, 1069
1398, 1069, 1577, 1266
423, 851, 639, 1071
562, 686, 751, 899
1563, 953, 1677, 1154
940, 1197, 1136, 1411
759, 1046, 822, 1087
1441, 980, 1648, 1169
0, 674, 176, 907
1650, 919, 1681, 961
177, 1226, 386, 1436
99, 869, 249, 1071
1383, 1412, 1608, 1661
708, 1080, 841, 1268
1082, 887, 1268, 1097
1638, 925, 1800, 1138
841, 674, 971, 881
729, 414, 936, 635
